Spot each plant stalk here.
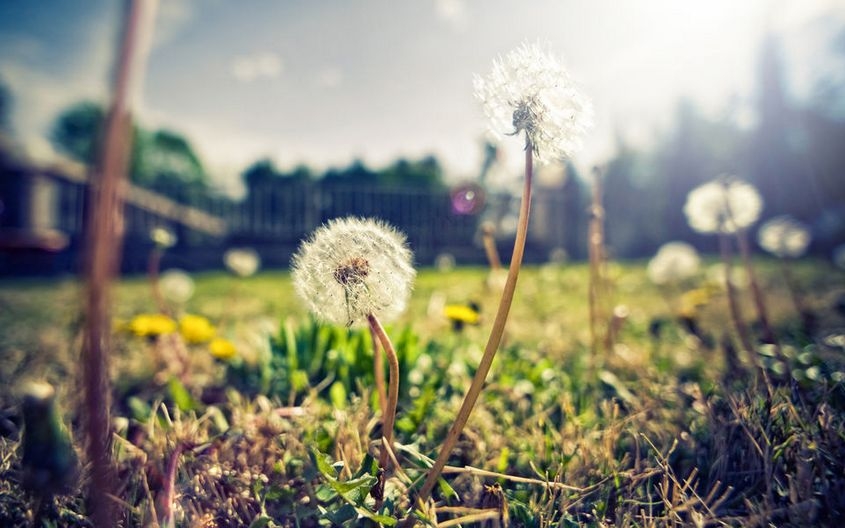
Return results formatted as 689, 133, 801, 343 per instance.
481, 223, 502, 271
148, 247, 166, 313
410, 144, 534, 516
735, 228, 778, 347
588, 167, 607, 366
718, 232, 753, 354
81, 1, 154, 525
368, 313, 399, 473
779, 259, 814, 336
370, 323, 388, 422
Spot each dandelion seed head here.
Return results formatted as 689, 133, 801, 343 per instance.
150, 226, 177, 248
160, 268, 195, 304
435, 252, 456, 272
647, 242, 701, 285
224, 247, 261, 277
707, 263, 749, 290
684, 177, 763, 234
757, 215, 811, 258
291, 217, 415, 327
474, 41, 593, 163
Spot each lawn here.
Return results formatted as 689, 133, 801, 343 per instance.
1, 259, 845, 526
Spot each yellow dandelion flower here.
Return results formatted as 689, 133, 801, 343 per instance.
679, 288, 711, 319
444, 304, 481, 325
128, 313, 177, 337
209, 338, 237, 360
179, 314, 216, 344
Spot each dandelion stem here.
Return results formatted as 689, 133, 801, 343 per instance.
370, 322, 388, 418
148, 247, 167, 313
158, 442, 185, 528
719, 232, 753, 354
81, 1, 154, 525
411, 142, 534, 516
735, 228, 778, 347
588, 167, 607, 366
368, 313, 399, 473
481, 224, 502, 271
779, 259, 814, 336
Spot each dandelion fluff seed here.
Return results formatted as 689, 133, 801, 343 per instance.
291, 217, 415, 327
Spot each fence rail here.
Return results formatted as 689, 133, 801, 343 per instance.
1, 159, 577, 275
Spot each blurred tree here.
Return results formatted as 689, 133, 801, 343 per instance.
747, 34, 812, 222
791, 28, 845, 249
602, 136, 664, 257
656, 99, 747, 247
561, 161, 588, 260
381, 155, 444, 188
135, 129, 207, 194
0, 77, 9, 131
242, 158, 279, 188
287, 164, 314, 182
322, 159, 378, 185
242, 158, 313, 192
51, 101, 208, 203
478, 141, 498, 184
51, 101, 105, 164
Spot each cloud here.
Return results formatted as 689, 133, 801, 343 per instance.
231, 52, 283, 83
0, 31, 111, 143
434, 0, 468, 31
153, 0, 197, 48
316, 66, 343, 88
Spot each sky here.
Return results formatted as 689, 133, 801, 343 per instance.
1, 0, 843, 196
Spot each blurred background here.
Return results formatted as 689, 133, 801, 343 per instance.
1, 0, 844, 274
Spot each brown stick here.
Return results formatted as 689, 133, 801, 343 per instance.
369, 322, 388, 417
409, 145, 534, 518
158, 443, 186, 528
368, 313, 399, 473
81, 1, 155, 525
481, 223, 502, 271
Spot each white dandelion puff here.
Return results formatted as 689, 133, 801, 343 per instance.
707, 263, 749, 290
684, 177, 763, 234
159, 268, 195, 304
647, 242, 701, 285
224, 247, 261, 277
473, 41, 593, 163
757, 216, 811, 258
291, 217, 415, 327
150, 226, 177, 248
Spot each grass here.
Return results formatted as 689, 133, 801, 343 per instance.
1, 259, 845, 526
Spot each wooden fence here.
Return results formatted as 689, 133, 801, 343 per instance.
0, 158, 577, 275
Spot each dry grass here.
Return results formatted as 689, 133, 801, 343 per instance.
1, 259, 844, 526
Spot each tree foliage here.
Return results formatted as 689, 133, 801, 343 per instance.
50, 101, 208, 202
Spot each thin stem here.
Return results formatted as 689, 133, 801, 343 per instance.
82, 1, 153, 525
780, 258, 814, 336
158, 443, 185, 528
588, 167, 606, 366
735, 228, 778, 347
410, 143, 534, 516
719, 232, 753, 354
368, 313, 398, 473
481, 224, 502, 271
369, 322, 388, 418
148, 247, 166, 313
